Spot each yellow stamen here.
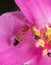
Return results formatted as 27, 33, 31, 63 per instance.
42, 49, 48, 55
35, 30, 40, 36
38, 39, 45, 47
45, 28, 51, 36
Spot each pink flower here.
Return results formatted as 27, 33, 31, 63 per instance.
15, 0, 51, 65
0, 0, 51, 65
0, 11, 35, 65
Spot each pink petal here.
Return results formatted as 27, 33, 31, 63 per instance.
0, 27, 38, 65
15, 0, 51, 28
38, 55, 51, 65
0, 14, 42, 64
0, 11, 29, 53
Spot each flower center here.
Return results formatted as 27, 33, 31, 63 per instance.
14, 23, 51, 57
30, 23, 51, 56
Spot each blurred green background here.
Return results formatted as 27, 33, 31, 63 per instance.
0, 0, 20, 15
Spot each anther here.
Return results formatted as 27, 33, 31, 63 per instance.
47, 49, 51, 57
35, 35, 40, 40
38, 39, 45, 47
47, 52, 51, 57
13, 39, 19, 46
